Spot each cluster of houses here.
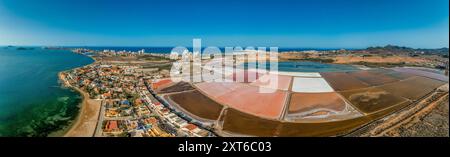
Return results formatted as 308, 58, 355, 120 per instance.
142, 94, 211, 137
64, 60, 212, 137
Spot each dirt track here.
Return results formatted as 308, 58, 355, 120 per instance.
348, 91, 449, 137
384, 95, 449, 137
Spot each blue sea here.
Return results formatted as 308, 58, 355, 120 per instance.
0, 47, 93, 136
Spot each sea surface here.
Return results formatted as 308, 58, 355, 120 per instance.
0, 47, 93, 136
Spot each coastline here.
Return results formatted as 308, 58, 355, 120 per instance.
56, 54, 101, 137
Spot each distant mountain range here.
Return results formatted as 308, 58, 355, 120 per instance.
363, 45, 449, 55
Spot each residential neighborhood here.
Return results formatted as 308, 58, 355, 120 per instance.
61, 52, 213, 137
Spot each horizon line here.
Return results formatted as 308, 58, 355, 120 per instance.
1, 45, 448, 50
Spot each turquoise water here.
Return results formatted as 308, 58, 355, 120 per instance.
244, 61, 359, 72
0, 47, 94, 136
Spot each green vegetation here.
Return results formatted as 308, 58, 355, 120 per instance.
140, 55, 171, 62
353, 61, 406, 68
126, 93, 140, 104
0, 94, 81, 137
142, 63, 173, 71
287, 58, 335, 63
157, 64, 173, 71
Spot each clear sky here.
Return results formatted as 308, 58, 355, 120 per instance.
0, 0, 448, 48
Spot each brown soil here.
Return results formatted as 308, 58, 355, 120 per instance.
380, 77, 446, 101
339, 87, 408, 114
221, 103, 408, 136
157, 81, 195, 94
221, 108, 281, 136
384, 72, 415, 80
386, 96, 449, 137
279, 101, 413, 136
320, 72, 370, 91
167, 90, 224, 120
347, 92, 448, 137
288, 92, 346, 114
347, 70, 399, 86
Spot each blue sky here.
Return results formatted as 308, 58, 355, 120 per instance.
0, 0, 448, 48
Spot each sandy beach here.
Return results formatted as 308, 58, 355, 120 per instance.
59, 72, 102, 137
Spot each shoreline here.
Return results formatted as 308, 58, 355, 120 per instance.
58, 72, 102, 137
56, 53, 101, 137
